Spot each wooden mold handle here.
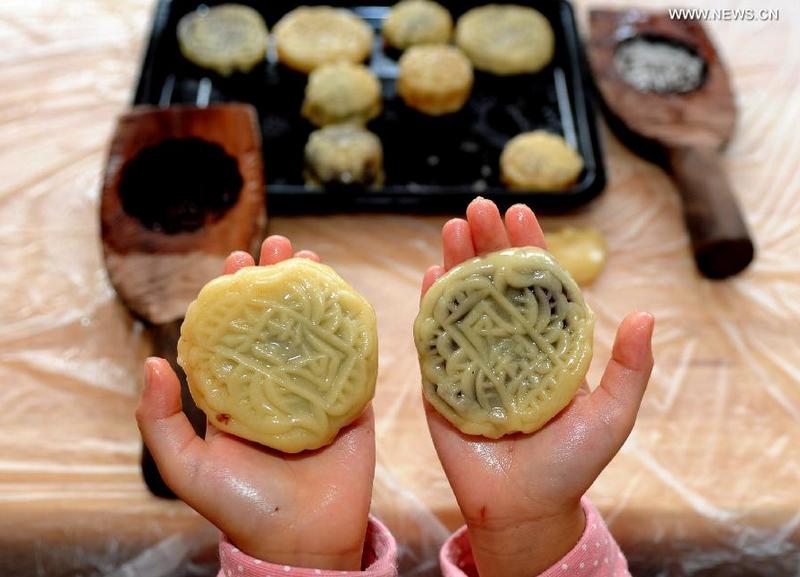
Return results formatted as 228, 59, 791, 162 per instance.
141, 320, 207, 499
668, 146, 755, 279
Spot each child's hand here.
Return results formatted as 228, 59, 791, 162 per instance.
420, 198, 654, 577
136, 236, 375, 571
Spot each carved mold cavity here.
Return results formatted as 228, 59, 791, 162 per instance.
119, 137, 243, 234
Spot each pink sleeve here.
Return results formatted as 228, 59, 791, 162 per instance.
440, 498, 630, 577
217, 516, 397, 577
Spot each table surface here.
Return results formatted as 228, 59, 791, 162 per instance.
1, 1, 799, 575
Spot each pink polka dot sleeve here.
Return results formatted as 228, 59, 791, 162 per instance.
440, 498, 630, 577
217, 516, 397, 577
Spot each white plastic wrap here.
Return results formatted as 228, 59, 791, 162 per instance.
1, 0, 798, 575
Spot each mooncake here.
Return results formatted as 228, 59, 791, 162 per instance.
304, 124, 384, 187
545, 227, 607, 286
383, 0, 453, 51
500, 130, 584, 191
274, 6, 374, 74
177, 4, 269, 76
302, 63, 382, 127
455, 5, 554, 75
177, 260, 378, 453
414, 247, 594, 438
397, 45, 473, 115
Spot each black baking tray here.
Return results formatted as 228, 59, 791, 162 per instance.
133, 0, 606, 213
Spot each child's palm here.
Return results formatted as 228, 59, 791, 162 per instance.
137, 238, 374, 570
426, 386, 627, 525
198, 410, 374, 558
419, 199, 653, 576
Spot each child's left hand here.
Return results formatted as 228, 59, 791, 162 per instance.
420, 198, 654, 577
136, 236, 375, 571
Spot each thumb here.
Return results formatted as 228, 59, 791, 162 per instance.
136, 357, 208, 497
591, 311, 655, 449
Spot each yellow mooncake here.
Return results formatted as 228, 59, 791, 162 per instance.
178, 260, 378, 453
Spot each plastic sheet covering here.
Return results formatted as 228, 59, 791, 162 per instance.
1, 0, 799, 575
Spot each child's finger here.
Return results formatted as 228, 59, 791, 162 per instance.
592, 312, 655, 443
294, 249, 320, 262
223, 250, 255, 275
135, 357, 208, 496
421, 265, 445, 298
442, 218, 475, 270
505, 204, 547, 249
466, 197, 510, 255
259, 235, 293, 265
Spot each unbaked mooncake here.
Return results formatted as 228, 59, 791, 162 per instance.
304, 124, 384, 187
397, 45, 474, 115
274, 6, 374, 74
302, 62, 382, 127
177, 260, 378, 453
545, 227, 607, 286
455, 4, 554, 75
501, 130, 584, 191
414, 247, 594, 438
383, 0, 453, 51
177, 4, 269, 76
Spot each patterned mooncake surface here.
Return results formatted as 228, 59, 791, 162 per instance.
178, 260, 378, 453
415, 247, 594, 438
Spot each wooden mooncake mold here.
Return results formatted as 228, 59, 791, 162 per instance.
177, 259, 378, 453
414, 247, 594, 438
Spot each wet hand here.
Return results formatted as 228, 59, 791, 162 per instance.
420, 198, 654, 577
136, 236, 375, 570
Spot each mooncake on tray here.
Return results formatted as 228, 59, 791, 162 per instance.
414, 247, 593, 438
177, 259, 378, 453
177, 4, 269, 76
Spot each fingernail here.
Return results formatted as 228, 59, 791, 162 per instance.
640, 312, 655, 340
144, 358, 159, 390
232, 250, 250, 263
510, 205, 527, 221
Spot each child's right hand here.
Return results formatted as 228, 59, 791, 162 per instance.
136, 236, 376, 572
420, 198, 654, 577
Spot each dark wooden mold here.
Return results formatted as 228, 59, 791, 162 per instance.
589, 9, 754, 279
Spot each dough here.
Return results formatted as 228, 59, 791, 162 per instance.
383, 0, 453, 50
302, 63, 382, 127
500, 130, 584, 191
177, 260, 378, 453
177, 4, 269, 76
397, 45, 473, 115
304, 124, 384, 187
274, 6, 374, 74
414, 247, 594, 438
455, 4, 554, 75
545, 227, 607, 286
